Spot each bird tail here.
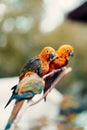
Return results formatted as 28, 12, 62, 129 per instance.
4, 95, 14, 109
4, 85, 17, 108
4, 100, 24, 130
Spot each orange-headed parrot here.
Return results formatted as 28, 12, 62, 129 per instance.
44, 44, 74, 101
19, 46, 56, 81
4, 73, 45, 130
4, 46, 56, 130
49, 44, 74, 72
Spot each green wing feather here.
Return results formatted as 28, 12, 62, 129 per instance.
17, 73, 45, 94
19, 57, 42, 80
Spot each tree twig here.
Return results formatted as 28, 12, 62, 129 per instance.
11, 67, 72, 129
29, 67, 72, 106
42, 67, 64, 79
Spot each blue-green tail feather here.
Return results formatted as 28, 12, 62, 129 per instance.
4, 119, 11, 130
5, 91, 35, 108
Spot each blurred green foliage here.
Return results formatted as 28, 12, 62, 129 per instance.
0, 0, 87, 95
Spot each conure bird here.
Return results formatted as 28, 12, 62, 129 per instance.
49, 44, 74, 72
4, 46, 56, 130
4, 73, 45, 130
19, 46, 56, 81
44, 44, 74, 101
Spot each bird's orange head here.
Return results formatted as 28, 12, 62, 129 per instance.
39, 47, 56, 62
56, 44, 74, 58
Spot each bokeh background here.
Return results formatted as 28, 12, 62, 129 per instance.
0, 0, 87, 130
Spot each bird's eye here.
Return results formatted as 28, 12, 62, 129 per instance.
66, 49, 70, 53
46, 50, 49, 53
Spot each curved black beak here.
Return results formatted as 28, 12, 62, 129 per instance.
69, 52, 74, 56
49, 53, 56, 61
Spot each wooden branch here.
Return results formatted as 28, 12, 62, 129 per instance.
11, 67, 72, 129
29, 67, 72, 106
42, 68, 63, 79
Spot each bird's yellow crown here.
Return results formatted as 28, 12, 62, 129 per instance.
56, 44, 74, 57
